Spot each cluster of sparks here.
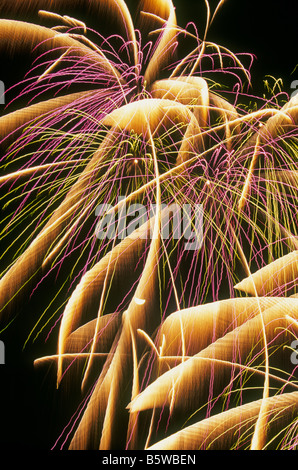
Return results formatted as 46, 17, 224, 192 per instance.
0, 0, 298, 451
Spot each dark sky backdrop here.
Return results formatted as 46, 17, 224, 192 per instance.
0, 0, 297, 106
0, 0, 297, 452
174, 0, 297, 95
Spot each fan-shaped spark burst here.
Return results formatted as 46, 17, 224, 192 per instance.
0, 0, 297, 451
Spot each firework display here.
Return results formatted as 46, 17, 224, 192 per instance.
0, 0, 297, 451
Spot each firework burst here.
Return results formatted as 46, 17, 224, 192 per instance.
0, 0, 298, 451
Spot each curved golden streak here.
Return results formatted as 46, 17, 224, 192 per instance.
230, 226, 270, 450
203, 0, 211, 41
0, 130, 117, 327
113, 0, 139, 73
0, 160, 81, 184
126, 318, 141, 450
156, 356, 298, 390
238, 134, 261, 211
98, 123, 161, 450
37, 48, 70, 81
0, 0, 137, 66
41, 201, 92, 269
0, 90, 100, 143
80, 239, 117, 392
147, 392, 298, 450
34, 352, 109, 365
234, 251, 298, 297
143, 0, 177, 86
128, 298, 298, 415
68, 117, 162, 450
210, 0, 228, 27
0, 19, 99, 64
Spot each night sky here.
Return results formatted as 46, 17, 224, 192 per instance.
0, 0, 297, 452
175, 0, 297, 95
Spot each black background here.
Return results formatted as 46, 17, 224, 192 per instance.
176, 0, 297, 95
0, 0, 297, 452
